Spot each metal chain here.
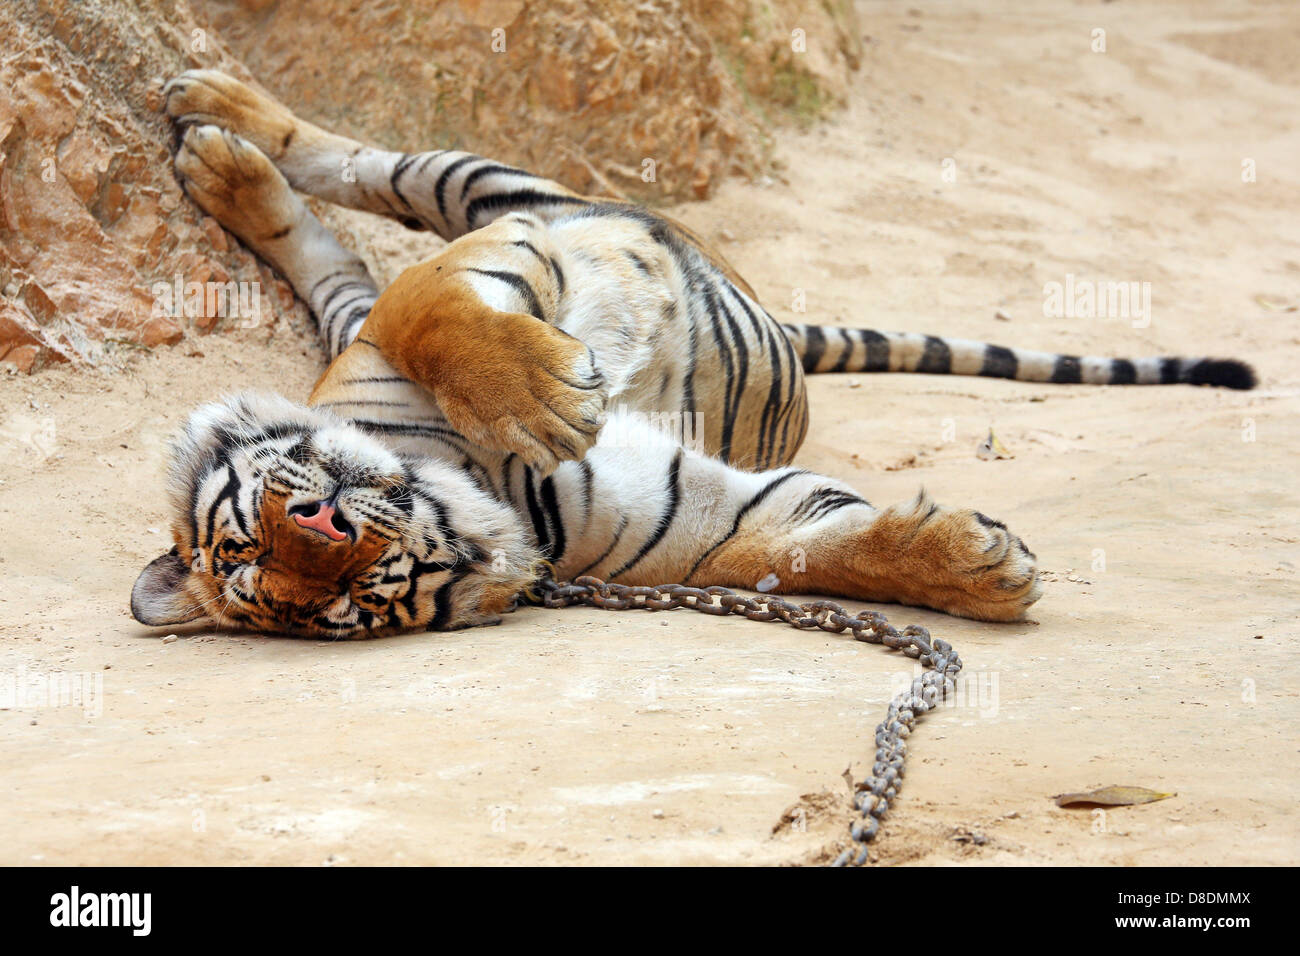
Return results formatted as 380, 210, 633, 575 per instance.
531, 575, 963, 867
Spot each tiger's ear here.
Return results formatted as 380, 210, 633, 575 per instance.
131, 548, 204, 626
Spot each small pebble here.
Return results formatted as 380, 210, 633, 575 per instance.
161, 634, 178, 644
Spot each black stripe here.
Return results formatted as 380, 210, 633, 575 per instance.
573, 515, 628, 578
709, 286, 746, 463
917, 335, 952, 374
1159, 357, 1181, 384
681, 302, 697, 422
308, 270, 350, 297
204, 463, 246, 547
859, 329, 890, 371
774, 317, 801, 464
467, 268, 544, 320
539, 475, 567, 565
790, 486, 870, 523
333, 307, 371, 354
312, 399, 410, 409
607, 450, 682, 579
1110, 358, 1136, 384
460, 163, 538, 201
578, 458, 595, 530
801, 325, 826, 373
1051, 354, 1083, 384
804, 492, 870, 523
435, 155, 477, 222
548, 256, 566, 295
337, 375, 410, 386
980, 345, 1018, 379
350, 420, 464, 440
463, 190, 589, 230
789, 486, 837, 522
626, 250, 652, 274
390, 152, 420, 212
429, 570, 470, 631
686, 469, 808, 581
512, 239, 548, 266
318, 281, 375, 318
524, 469, 551, 557
756, 308, 786, 467
831, 328, 854, 373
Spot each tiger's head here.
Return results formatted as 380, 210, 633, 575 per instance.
131, 391, 541, 637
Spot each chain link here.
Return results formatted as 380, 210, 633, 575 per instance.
530, 575, 963, 867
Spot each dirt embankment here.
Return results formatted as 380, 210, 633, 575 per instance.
0, 0, 859, 372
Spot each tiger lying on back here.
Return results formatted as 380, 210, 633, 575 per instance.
131, 70, 1256, 637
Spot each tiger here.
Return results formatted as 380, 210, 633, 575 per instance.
130, 69, 1257, 638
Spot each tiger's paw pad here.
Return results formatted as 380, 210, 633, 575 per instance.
164, 69, 299, 162
174, 124, 301, 248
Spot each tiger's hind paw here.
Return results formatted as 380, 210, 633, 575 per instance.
860, 492, 1041, 622
165, 69, 301, 164
173, 124, 303, 258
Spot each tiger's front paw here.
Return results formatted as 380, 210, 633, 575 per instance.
862, 492, 1041, 621
164, 69, 301, 163
425, 314, 608, 473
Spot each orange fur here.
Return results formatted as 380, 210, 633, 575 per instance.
352, 239, 605, 470
692, 494, 1039, 622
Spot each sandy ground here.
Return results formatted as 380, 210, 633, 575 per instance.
2, 0, 1298, 866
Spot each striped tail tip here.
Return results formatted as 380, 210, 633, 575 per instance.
1183, 358, 1257, 390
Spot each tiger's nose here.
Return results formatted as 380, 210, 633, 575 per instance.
289, 500, 355, 542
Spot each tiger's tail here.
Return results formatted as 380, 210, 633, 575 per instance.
780, 324, 1257, 390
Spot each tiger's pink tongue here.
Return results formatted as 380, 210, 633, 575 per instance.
293, 502, 348, 541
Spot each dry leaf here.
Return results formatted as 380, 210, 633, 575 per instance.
976, 428, 1013, 461
1254, 294, 1297, 313
1054, 785, 1175, 808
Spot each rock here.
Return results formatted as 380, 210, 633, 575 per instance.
200, 217, 229, 253
0, 343, 40, 373
1, 0, 860, 373
139, 317, 184, 348
0, 0, 303, 371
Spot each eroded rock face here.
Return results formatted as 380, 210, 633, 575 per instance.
0, 0, 299, 373
0, 0, 858, 372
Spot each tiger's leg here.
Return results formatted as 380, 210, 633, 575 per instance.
163, 70, 587, 241
172, 118, 609, 471
173, 124, 378, 356
527, 415, 1040, 622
